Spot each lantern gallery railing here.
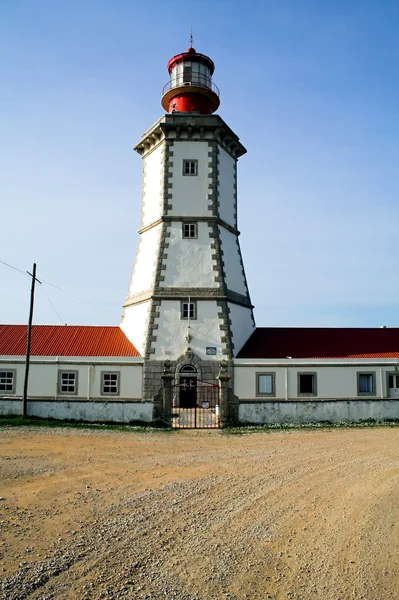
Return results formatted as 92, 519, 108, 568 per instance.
162, 76, 220, 97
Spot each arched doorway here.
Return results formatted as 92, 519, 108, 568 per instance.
171, 361, 220, 429
179, 364, 197, 408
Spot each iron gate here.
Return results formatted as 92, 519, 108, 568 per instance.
171, 379, 220, 429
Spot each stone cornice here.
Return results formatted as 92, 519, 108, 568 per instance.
134, 114, 247, 159
123, 287, 253, 310
138, 216, 240, 236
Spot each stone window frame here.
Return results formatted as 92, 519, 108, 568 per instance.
58, 370, 79, 395
182, 159, 198, 176
0, 369, 16, 395
256, 372, 276, 397
101, 371, 120, 396
182, 222, 198, 239
387, 372, 399, 394
180, 300, 197, 321
297, 372, 317, 397
357, 371, 376, 396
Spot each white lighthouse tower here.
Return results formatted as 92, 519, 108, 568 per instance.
121, 45, 255, 396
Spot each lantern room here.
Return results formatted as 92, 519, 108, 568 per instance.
161, 47, 220, 115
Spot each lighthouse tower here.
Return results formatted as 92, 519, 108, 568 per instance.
121, 45, 255, 394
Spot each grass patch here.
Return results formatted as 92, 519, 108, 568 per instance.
0, 415, 174, 433
1, 415, 398, 435
221, 420, 399, 435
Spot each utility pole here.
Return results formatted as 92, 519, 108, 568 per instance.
23, 263, 39, 418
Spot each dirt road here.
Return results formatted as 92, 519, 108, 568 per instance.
0, 426, 398, 600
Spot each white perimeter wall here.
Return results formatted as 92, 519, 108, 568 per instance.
0, 399, 153, 423
219, 227, 247, 296
0, 358, 143, 400
239, 400, 399, 425
234, 363, 394, 400
228, 303, 255, 357
218, 147, 236, 227
120, 301, 151, 356
169, 141, 211, 216
141, 144, 163, 228
161, 222, 218, 288
128, 224, 162, 295
153, 300, 224, 360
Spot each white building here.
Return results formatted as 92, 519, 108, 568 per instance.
1, 46, 398, 427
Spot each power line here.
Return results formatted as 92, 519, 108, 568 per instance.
1, 258, 119, 317
0, 259, 30, 277
40, 279, 117, 316
40, 285, 65, 325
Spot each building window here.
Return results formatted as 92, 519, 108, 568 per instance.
256, 373, 275, 396
182, 223, 197, 238
101, 371, 120, 396
181, 300, 197, 320
298, 373, 317, 396
0, 370, 16, 394
180, 364, 197, 373
58, 371, 78, 395
357, 372, 375, 396
182, 160, 198, 176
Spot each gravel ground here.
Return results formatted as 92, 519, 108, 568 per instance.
0, 426, 398, 600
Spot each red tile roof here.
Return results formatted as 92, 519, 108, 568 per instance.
237, 328, 399, 359
0, 325, 140, 357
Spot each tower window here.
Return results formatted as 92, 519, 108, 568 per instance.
182, 223, 197, 238
183, 160, 198, 176
181, 301, 197, 320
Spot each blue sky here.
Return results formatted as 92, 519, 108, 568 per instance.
1, 0, 398, 328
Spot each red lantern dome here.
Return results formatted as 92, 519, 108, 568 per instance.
161, 47, 220, 115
